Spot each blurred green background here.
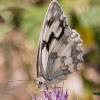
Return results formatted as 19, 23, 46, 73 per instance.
0, 0, 100, 100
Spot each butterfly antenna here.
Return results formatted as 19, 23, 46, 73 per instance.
3, 80, 30, 89
5, 80, 29, 84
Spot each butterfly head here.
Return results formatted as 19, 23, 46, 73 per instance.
36, 76, 45, 88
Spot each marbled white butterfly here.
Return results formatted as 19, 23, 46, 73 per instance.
36, 0, 83, 91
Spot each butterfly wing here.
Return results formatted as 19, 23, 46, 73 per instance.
36, 0, 83, 81
37, 0, 64, 78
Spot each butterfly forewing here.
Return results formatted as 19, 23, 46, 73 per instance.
36, 0, 83, 82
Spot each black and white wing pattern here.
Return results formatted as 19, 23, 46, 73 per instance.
36, 0, 83, 83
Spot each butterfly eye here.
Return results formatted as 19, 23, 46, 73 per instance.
39, 81, 42, 85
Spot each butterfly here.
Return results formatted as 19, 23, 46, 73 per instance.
36, 0, 83, 91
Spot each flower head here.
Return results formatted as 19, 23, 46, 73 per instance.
31, 89, 68, 100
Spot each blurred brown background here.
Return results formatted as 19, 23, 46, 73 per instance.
0, 0, 100, 100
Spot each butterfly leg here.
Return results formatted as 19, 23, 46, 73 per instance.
52, 86, 61, 90
47, 89, 51, 93
45, 84, 51, 93
34, 89, 45, 95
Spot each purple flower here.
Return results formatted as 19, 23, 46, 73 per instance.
30, 89, 68, 100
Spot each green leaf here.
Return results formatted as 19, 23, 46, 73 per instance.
93, 92, 100, 96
